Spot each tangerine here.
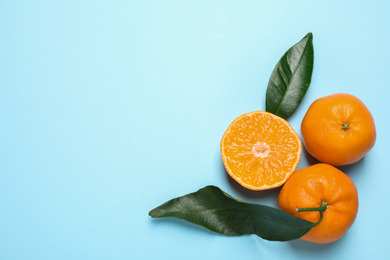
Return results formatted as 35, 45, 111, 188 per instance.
220, 111, 302, 190
278, 163, 359, 244
301, 93, 376, 166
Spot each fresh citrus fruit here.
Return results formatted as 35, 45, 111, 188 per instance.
301, 93, 376, 166
220, 111, 302, 190
278, 163, 359, 244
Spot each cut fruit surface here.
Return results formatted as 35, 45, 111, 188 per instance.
220, 111, 302, 190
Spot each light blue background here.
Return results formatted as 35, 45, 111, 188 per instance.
1, 1, 389, 259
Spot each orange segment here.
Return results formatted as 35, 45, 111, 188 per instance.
220, 111, 302, 190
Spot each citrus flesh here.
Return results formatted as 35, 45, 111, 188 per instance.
221, 111, 302, 190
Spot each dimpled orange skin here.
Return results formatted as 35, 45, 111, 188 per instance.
278, 163, 358, 244
301, 93, 376, 166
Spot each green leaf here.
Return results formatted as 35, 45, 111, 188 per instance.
149, 186, 317, 241
266, 32, 314, 119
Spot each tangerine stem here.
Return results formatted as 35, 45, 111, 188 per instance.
315, 211, 324, 225
296, 201, 328, 212
342, 123, 349, 130
296, 201, 328, 226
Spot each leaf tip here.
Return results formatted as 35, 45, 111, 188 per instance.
304, 32, 313, 42
149, 207, 159, 218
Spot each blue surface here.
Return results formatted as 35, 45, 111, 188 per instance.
1, 1, 389, 259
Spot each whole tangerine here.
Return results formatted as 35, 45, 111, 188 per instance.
301, 93, 376, 166
278, 163, 359, 244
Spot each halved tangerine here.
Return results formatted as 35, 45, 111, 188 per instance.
220, 111, 302, 190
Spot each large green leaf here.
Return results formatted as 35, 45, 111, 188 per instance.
149, 186, 317, 241
266, 32, 314, 119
